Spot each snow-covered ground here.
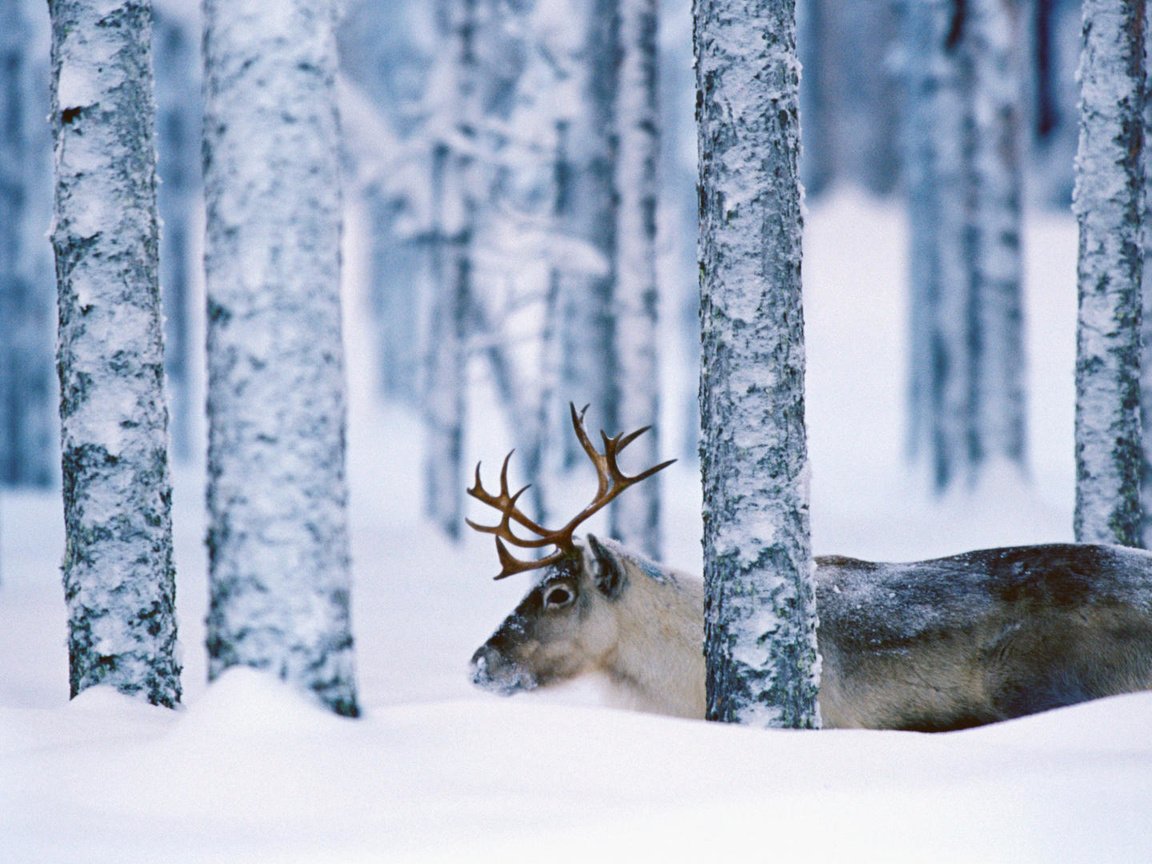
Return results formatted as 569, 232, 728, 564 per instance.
3, 192, 1150, 863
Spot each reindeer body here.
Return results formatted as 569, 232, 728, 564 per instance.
471, 538, 1152, 730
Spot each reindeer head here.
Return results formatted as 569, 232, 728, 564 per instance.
467, 404, 674, 696
470, 534, 640, 694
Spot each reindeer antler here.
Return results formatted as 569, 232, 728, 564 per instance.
467, 403, 676, 579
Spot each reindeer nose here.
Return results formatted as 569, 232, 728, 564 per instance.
470, 644, 502, 688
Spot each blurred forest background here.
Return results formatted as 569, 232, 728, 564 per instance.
2, 0, 1083, 564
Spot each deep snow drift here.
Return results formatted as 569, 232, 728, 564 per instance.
2, 193, 1150, 863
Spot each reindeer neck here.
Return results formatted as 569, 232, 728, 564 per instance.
603, 568, 706, 719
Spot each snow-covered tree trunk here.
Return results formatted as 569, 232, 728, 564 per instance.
1142, 1, 1152, 549
153, 5, 201, 463
610, 0, 663, 558
48, 0, 180, 707
1, 1, 56, 488
201, 0, 359, 716
560, 0, 619, 466
696, 0, 820, 728
1072, 0, 1143, 547
968, 0, 1026, 474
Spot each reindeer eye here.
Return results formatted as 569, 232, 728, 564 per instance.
543, 585, 575, 608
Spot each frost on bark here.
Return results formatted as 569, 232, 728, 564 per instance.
1072, 0, 1143, 547
1142, 4, 1152, 549
696, 0, 820, 728
969, 0, 1026, 471
48, 0, 180, 707
1, 1, 56, 488
610, 0, 663, 558
202, 0, 359, 716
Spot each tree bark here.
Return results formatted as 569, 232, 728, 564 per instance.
1141, 0, 1152, 549
202, 0, 359, 716
1072, 0, 1143, 546
696, 0, 820, 728
49, 0, 180, 706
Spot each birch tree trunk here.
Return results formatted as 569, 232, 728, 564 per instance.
968, 0, 1026, 473
696, 0, 820, 728
560, 0, 619, 465
48, 0, 180, 706
202, 0, 359, 716
610, 0, 663, 558
1072, 0, 1143, 547
1, 1, 56, 488
1142, 3, 1152, 549
903, 0, 982, 492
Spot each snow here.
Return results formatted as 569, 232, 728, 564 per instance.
3, 191, 1151, 861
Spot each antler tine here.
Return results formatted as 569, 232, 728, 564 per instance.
551, 402, 677, 540
466, 451, 554, 547
602, 424, 677, 483
492, 539, 568, 580
570, 403, 612, 498
614, 424, 652, 455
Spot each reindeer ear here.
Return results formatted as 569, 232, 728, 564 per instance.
586, 534, 627, 600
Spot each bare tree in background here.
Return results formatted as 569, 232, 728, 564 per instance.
559, 0, 620, 466
1, 0, 56, 489
902, 0, 1027, 492
422, 0, 481, 541
610, 0, 663, 557
154, 2, 202, 463
968, 0, 1027, 475
201, 0, 360, 716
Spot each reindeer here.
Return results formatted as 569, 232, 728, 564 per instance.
468, 405, 1152, 730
